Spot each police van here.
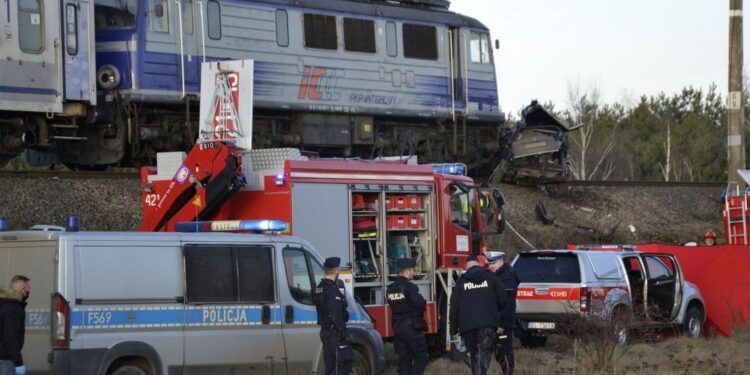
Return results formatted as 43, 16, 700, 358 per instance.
0, 226, 384, 374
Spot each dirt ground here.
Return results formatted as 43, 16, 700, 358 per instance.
384, 330, 750, 374
487, 184, 723, 258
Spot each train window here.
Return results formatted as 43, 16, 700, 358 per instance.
470, 32, 491, 64
18, 0, 43, 53
386, 21, 397, 57
403, 24, 437, 60
150, 0, 169, 33
343, 18, 375, 53
303, 13, 337, 50
181, 0, 194, 35
66, 4, 78, 55
276, 10, 289, 47
94, 0, 137, 30
207, 0, 221, 40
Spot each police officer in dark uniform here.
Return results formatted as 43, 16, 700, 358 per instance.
387, 258, 428, 375
486, 251, 520, 375
314, 257, 353, 375
450, 255, 506, 375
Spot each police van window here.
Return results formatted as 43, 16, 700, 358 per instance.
283, 249, 315, 305
386, 21, 397, 57
514, 252, 582, 283
150, 0, 169, 33
18, 0, 43, 53
344, 18, 375, 53
304, 13, 337, 50
66, 4, 78, 55
403, 24, 437, 60
276, 9, 289, 47
184, 245, 275, 304
237, 246, 275, 302
207, 0, 221, 40
181, 0, 194, 35
470, 32, 491, 64
450, 184, 470, 230
94, 0, 137, 30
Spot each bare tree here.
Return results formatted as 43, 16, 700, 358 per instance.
566, 81, 619, 180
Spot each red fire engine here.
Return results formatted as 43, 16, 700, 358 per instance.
140, 141, 504, 350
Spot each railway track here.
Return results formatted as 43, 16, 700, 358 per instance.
0, 170, 139, 180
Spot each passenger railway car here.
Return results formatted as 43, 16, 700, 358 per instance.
1, 0, 506, 174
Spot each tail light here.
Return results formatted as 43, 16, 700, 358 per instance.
52, 294, 70, 349
579, 287, 591, 313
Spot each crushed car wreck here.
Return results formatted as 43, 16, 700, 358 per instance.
490, 101, 582, 184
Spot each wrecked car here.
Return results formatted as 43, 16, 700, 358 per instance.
490, 101, 582, 184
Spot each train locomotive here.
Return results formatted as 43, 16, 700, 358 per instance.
1, 0, 578, 181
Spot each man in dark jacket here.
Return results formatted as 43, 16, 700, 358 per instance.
387, 258, 427, 375
450, 255, 506, 375
0, 275, 30, 375
314, 258, 352, 375
486, 251, 520, 375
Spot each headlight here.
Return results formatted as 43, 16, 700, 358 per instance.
97, 64, 121, 90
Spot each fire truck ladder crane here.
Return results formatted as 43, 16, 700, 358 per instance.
140, 142, 246, 232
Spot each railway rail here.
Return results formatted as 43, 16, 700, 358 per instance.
546, 180, 725, 188
0, 171, 729, 188
0, 171, 139, 180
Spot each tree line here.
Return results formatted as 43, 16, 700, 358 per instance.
514, 83, 742, 182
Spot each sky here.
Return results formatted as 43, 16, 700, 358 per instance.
451, 0, 738, 116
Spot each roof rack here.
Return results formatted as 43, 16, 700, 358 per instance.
569, 244, 636, 251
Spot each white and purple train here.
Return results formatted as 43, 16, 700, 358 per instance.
0, 0, 520, 176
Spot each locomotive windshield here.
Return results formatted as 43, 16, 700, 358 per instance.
95, 0, 138, 30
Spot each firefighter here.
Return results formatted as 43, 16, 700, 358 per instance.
704, 231, 717, 246
387, 258, 428, 375
486, 251, 520, 375
450, 255, 507, 375
314, 257, 352, 375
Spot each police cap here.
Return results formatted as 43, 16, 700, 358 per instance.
485, 251, 506, 264
397, 258, 416, 269
324, 257, 341, 269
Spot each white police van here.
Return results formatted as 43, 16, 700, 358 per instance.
0, 225, 384, 374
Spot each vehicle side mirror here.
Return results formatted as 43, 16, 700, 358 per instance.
495, 39, 500, 50
155, 4, 164, 17
492, 189, 506, 234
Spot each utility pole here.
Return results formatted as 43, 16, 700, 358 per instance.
729, 0, 746, 187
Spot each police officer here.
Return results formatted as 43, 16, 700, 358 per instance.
450, 255, 506, 375
314, 257, 352, 375
387, 258, 428, 375
486, 251, 520, 375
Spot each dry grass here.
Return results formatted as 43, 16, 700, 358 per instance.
384, 331, 750, 375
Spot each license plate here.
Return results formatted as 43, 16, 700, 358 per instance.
528, 322, 556, 330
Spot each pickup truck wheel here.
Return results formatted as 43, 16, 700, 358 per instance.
519, 336, 547, 348
351, 350, 371, 375
681, 306, 703, 338
612, 308, 631, 345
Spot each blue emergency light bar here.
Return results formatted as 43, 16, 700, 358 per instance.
175, 219, 288, 233
432, 163, 467, 176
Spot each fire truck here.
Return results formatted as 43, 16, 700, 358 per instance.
139, 142, 503, 351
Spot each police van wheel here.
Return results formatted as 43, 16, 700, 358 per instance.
351, 350, 371, 375
108, 361, 152, 375
519, 336, 547, 348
